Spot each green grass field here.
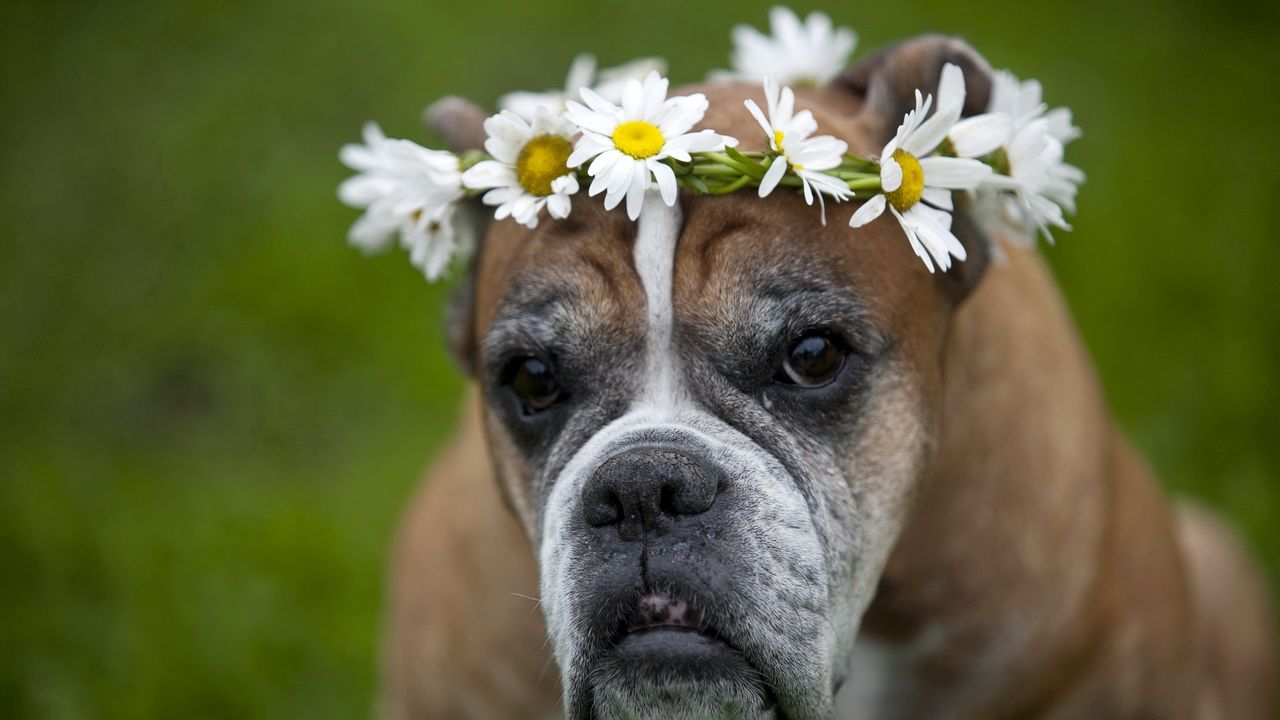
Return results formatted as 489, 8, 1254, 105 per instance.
2, 0, 1277, 716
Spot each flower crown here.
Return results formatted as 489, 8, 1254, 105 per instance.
337, 7, 1083, 280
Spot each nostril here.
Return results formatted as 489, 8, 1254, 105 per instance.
583, 487, 623, 527
658, 483, 677, 517
670, 473, 716, 516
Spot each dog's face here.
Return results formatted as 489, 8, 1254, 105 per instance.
450, 38, 992, 720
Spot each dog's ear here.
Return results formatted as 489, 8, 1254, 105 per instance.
444, 256, 478, 377
837, 35, 994, 303
426, 97, 488, 376
838, 34, 994, 146
423, 96, 488, 152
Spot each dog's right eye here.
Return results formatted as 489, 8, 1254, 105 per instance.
504, 355, 564, 415
776, 333, 845, 387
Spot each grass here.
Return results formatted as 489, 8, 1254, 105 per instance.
1, 0, 1277, 716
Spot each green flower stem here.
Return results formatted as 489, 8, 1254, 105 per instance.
706, 175, 754, 195
699, 152, 760, 178
844, 176, 883, 190
687, 165, 744, 177
456, 149, 487, 172
841, 152, 878, 171
553, 152, 884, 204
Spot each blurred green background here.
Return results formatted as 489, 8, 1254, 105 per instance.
2, 0, 1277, 717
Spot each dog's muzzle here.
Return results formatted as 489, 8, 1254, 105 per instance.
573, 445, 778, 711
543, 419, 831, 720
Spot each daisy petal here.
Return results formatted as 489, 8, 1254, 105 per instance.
891, 206, 934, 274
551, 174, 579, 195
908, 204, 966, 269
547, 193, 570, 219
625, 166, 649, 220
905, 102, 960, 157
568, 134, 613, 168
347, 211, 399, 252
918, 156, 990, 189
565, 99, 617, 137
744, 98, 773, 141
650, 160, 678, 207
949, 113, 1013, 158
759, 155, 788, 197
663, 129, 728, 160
577, 86, 619, 117
849, 194, 886, 228
922, 186, 953, 211
657, 94, 710, 137
881, 156, 903, 193
461, 160, 515, 191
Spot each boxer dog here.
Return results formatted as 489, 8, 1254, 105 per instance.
381, 36, 1275, 720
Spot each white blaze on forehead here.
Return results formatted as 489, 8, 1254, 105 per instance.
632, 193, 684, 410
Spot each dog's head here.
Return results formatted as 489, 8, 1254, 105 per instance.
441, 36, 994, 720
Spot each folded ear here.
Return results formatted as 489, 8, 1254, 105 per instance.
838, 35, 995, 303
444, 260, 478, 376
838, 34, 993, 146
425, 97, 488, 375
423, 96, 488, 152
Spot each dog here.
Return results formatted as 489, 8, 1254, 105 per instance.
379, 35, 1275, 719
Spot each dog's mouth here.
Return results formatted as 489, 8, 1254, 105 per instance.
601, 591, 780, 713
625, 592, 704, 634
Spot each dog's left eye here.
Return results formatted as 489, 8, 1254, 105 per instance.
776, 333, 845, 387
504, 355, 564, 414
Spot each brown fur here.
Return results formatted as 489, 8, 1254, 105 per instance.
384, 38, 1275, 719
382, 395, 559, 719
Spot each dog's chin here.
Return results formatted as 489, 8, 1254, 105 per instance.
588, 627, 779, 720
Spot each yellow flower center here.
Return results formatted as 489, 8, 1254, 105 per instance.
885, 149, 924, 212
515, 134, 573, 197
773, 130, 804, 170
612, 120, 665, 159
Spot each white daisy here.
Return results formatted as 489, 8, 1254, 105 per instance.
338, 122, 466, 280
461, 108, 580, 228
848, 67, 992, 273
743, 76, 850, 219
498, 54, 667, 121
717, 7, 856, 86
564, 71, 736, 220
404, 204, 467, 280
983, 119, 1082, 241
989, 70, 1081, 144
931, 63, 1013, 160
982, 69, 1085, 241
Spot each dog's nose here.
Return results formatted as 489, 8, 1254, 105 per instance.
582, 447, 719, 538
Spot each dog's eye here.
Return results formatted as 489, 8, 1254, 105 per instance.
505, 356, 563, 414
776, 333, 845, 387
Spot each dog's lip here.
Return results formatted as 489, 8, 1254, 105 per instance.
609, 629, 781, 714
609, 592, 780, 712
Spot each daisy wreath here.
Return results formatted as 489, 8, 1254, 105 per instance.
338, 6, 1083, 280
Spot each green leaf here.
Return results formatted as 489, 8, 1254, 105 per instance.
724, 146, 766, 179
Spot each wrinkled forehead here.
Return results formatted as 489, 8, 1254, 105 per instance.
473, 200, 644, 361
674, 192, 933, 331
475, 198, 934, 365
